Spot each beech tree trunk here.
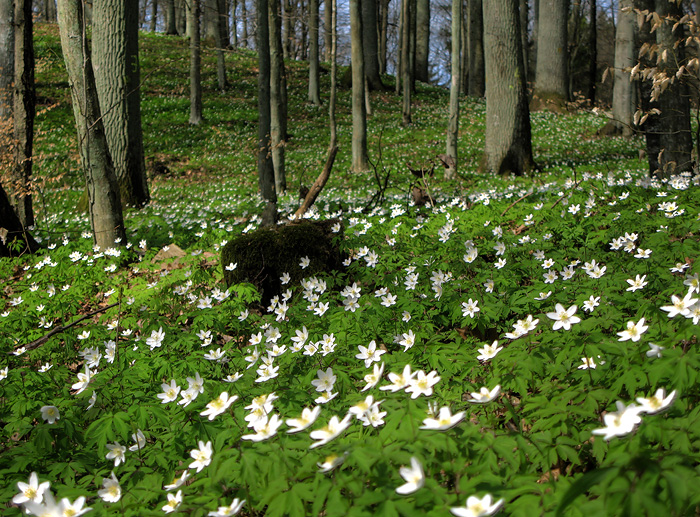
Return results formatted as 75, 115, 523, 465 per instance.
415, 0, 429, 83
468, 0, 484, 97
13, 0, 35, 226
93, 0, 150, 208
215, 0, 228, 90
241, 0, 248, 47
324, 0, 331, 60
258, 0, 277, 223
401, 0, 411, 125
57, 0, 126, 249
150, 0, 157, 31
378, 0, 388, 74
232, 0, 238, 46
349, 0, 369, 171
520, 0, 529, 80
587, 0, 596, 102
361, 0, 383, 90
269, 0, 286, 193
329, 0, 336, 148
445, 0, 460, 179
0, 0, 12, 121
165, 0, 177, 33
308, 0, 321, 105
533, 0, 568, 110
188, 0, 204, 124
483, 0, 534, 175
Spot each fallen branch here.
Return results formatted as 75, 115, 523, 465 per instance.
500, 191, 535, 217
293, 145, 338, 220
13, 302, 119, 354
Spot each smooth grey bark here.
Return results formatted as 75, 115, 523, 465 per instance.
415, 0, 429, 83
282, 0, 291, 59
214, 0, 228, 89
176, 0, 186, 34
350, 0, 369, 171
14, 0, 35, 226
378, 0, 389, 74
269, 0, 286, 193
44, 0, 57, 21
460, 4, 467, 94
0, 0, 13, 120
57, 0, 126, 249
520, 0, 528, 79
533, 0, 568, 109
241, 0, 248, 47
165, 0, 177, 33
468, 0, 484, 97
323, 0, 331, 60
308, 0, 321, 105
445, 0, 460, 179
218, 0, 230, 45
604, 0, 635, 137
203, 0, 218, 40
93, 0, 150, 208
150, 0, 158, 31
361, 0, 383, 89
483, 0, 534, 175
188, 0, 204, 124
401, 0, 411, 124
329, 0, 336, 147
258, 0, 277, 224
231, 0, 238, 45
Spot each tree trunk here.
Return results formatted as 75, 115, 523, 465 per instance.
176, 0, 186, 34
269, 0, 286, 193
165, 0, 177, 33
13, 0, 35, 227
0, 182, 39, 257
189, 0, 204, 124
643, 0, 692, 177
602, 0, 634, 137
202, 0, 218, 40
215, 0, 228, 89
231, 0, 238, 45
483, 0, 534, 175
300, 0, 308, 59
468, 0, 484, 97
282, 0, 291, 59
329, 0, 336, 147
361, 0, 383, 89
349, 0, 369, 171
56, 0, 126, 249
520, 0, 529, 80
241, 0, 248, 46
0, 0, 13, 121
150, 0, 158, 31
323, 0, 331, 60
533, 0, 568, 110
44, 0, 58, 22
218, 0, 230, 45
587, 0, 596, 102
460, 2, 467, 94
415, 0, 429, 83
401, 0, 411, 125
258, 0, 277, 224
93, 0, 150, 208
378, 0, 388, 74
308, 0, 321, 104
445, 0, 460, 180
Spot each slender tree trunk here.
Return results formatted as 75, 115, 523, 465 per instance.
282, 0, 291, 59
189, 0, 204, 124
401, 0, 411, 125
45, 0, 58, 21
218, 0, 230, 45
483, 0, 534, 175
361, 0, 383, 89
396, 0, 402, 95
460, 1, 467, 94
468, 0, 484, 97
603, 0, 634, 137
165, 0, 177, 33
150, 0, 158, 30
587, 0, 596, 103
350, 0, 369, 171
232, 0, 238, 45
308, 0, 321, 104
258, 0, 277, 223
533, 0, 568, 110
241, 0, 248, 46
329, 0, 336, 147
323, 0, 331, 60
13, 0, 35, 226
215, 0, 228, 89
520, 0, 529, 80
93, 0, 150, 208
378, 0, 388, 74
0, 0, 13, 121
176, 0, 186, 34
56, 0, 126, 249
415, 0, 429, 83
269, 0, 286, 193
300, 0, 308, 59
445, 0, 460, 179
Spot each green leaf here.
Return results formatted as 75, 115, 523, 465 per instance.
555, 467, 618, 517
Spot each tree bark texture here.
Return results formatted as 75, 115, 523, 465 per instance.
349, 0, 369, 171
415, 0, 429, 83
483, 0, 534, 175
533, 0, 568, 109
324, 0, 331, 60
0, 0, 13, 120
605, 0, 635, 137
56, 0, 126, 249
308, 0, 321, 105
150, 0, 158, 31
232, 0, 238, 45
468, 0, 484, 97
269, 0, 286, 193
282, 0, 291, 59
378, 0, 388, 74
93, 0, 150, 208
13, 0, 35, 227
520, 0, 529, 80
188, 0, 204, 124
214, 0, 228, 89
165, 0, 177, 33
401, 0, 411, 124
257, 0, 277, 223
361, 0, 383, 90
329, 0, 336, 147
241, 0, 248, 46
445, 0, 460, 179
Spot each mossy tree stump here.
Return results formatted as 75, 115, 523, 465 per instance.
221, 219, 344, 305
